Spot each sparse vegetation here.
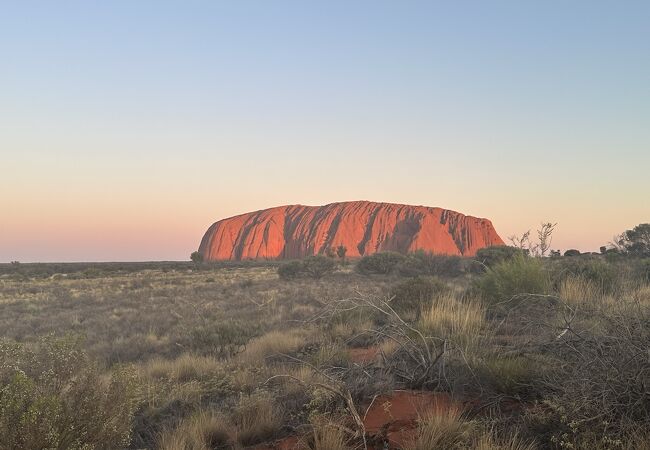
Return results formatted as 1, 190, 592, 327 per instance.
0, 246, 648, 449
396, 250, 465, 277
356, 251, 407, 275
474, 245, 524, 270
390, 276, 448, 314
278, 255, 337, 279
475, 254, 550, 305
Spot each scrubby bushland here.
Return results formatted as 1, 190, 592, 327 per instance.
527, 284, 650, 448
2, 257, 649, 449
552, 256, 620, 293
475, 254, 550, 305
396, 250, 465, 278
278, 256, 337, 280
0, 336, 138, 449
356, 251, 407, 275
389, 276, 448, 315
473, 245, 524, 272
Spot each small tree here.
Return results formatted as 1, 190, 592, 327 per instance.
190, 251, 204, 263
509, 222, 557, 257
335, 245, 347, 262
537, 222, 557, 257
615, 223, 650, 257
508, 230, 532, 251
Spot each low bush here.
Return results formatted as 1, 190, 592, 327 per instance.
278, 256, 336, 280
396, 251, 464, 277
474, 246, 524, 271
389, 276, 448, 314
540, 293, 650, 444
553, 257, 620, 293
475, 255, 550, 305
277, 260, 303, 279
356, 252, 407, 275
474, 355, 541, 396
0, 336, 139, 449
303, 255, 337, 278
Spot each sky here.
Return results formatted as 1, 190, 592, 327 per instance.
1, 1, 649, 262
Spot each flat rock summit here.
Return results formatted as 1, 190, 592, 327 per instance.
198, 201, 504, 261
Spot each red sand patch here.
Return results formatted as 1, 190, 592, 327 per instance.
363, 390, 460, 449
349, 346, 380, 364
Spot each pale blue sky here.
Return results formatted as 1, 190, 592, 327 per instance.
1, 1, 649, 261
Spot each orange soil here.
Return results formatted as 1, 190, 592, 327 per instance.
348, 346, 380, 364
363, 390, 461, 449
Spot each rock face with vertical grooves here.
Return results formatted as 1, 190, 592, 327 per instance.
198, 201, 504, 261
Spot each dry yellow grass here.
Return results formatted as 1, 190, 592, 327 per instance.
239, 328, 314, 364
558, 275, 604, 306
378, 338, 400, 358
405, 405, 472, 450
140, 354, 223, 382
157, 411, 231, 450
232, 393, 283, 447
417, 292, 486, 351
311, 417, 349, 450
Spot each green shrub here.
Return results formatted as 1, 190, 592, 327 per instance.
356, 252, 407, 275
390, 276, 448, 314
476, 255, 549, 305
190, 251, 204, 263
637, 259, 650, 282
278, 260, 304, 280
554, 257, 620, 293
475, 355, 541, 396
396, 251, 464, 278
473, 246, 524, 272
302, 255, 337, 278
563, 249, 581, 257
277, 256, 336, 280
0, 336, 139, 449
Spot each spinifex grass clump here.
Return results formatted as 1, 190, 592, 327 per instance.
475, 254, 550, 305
